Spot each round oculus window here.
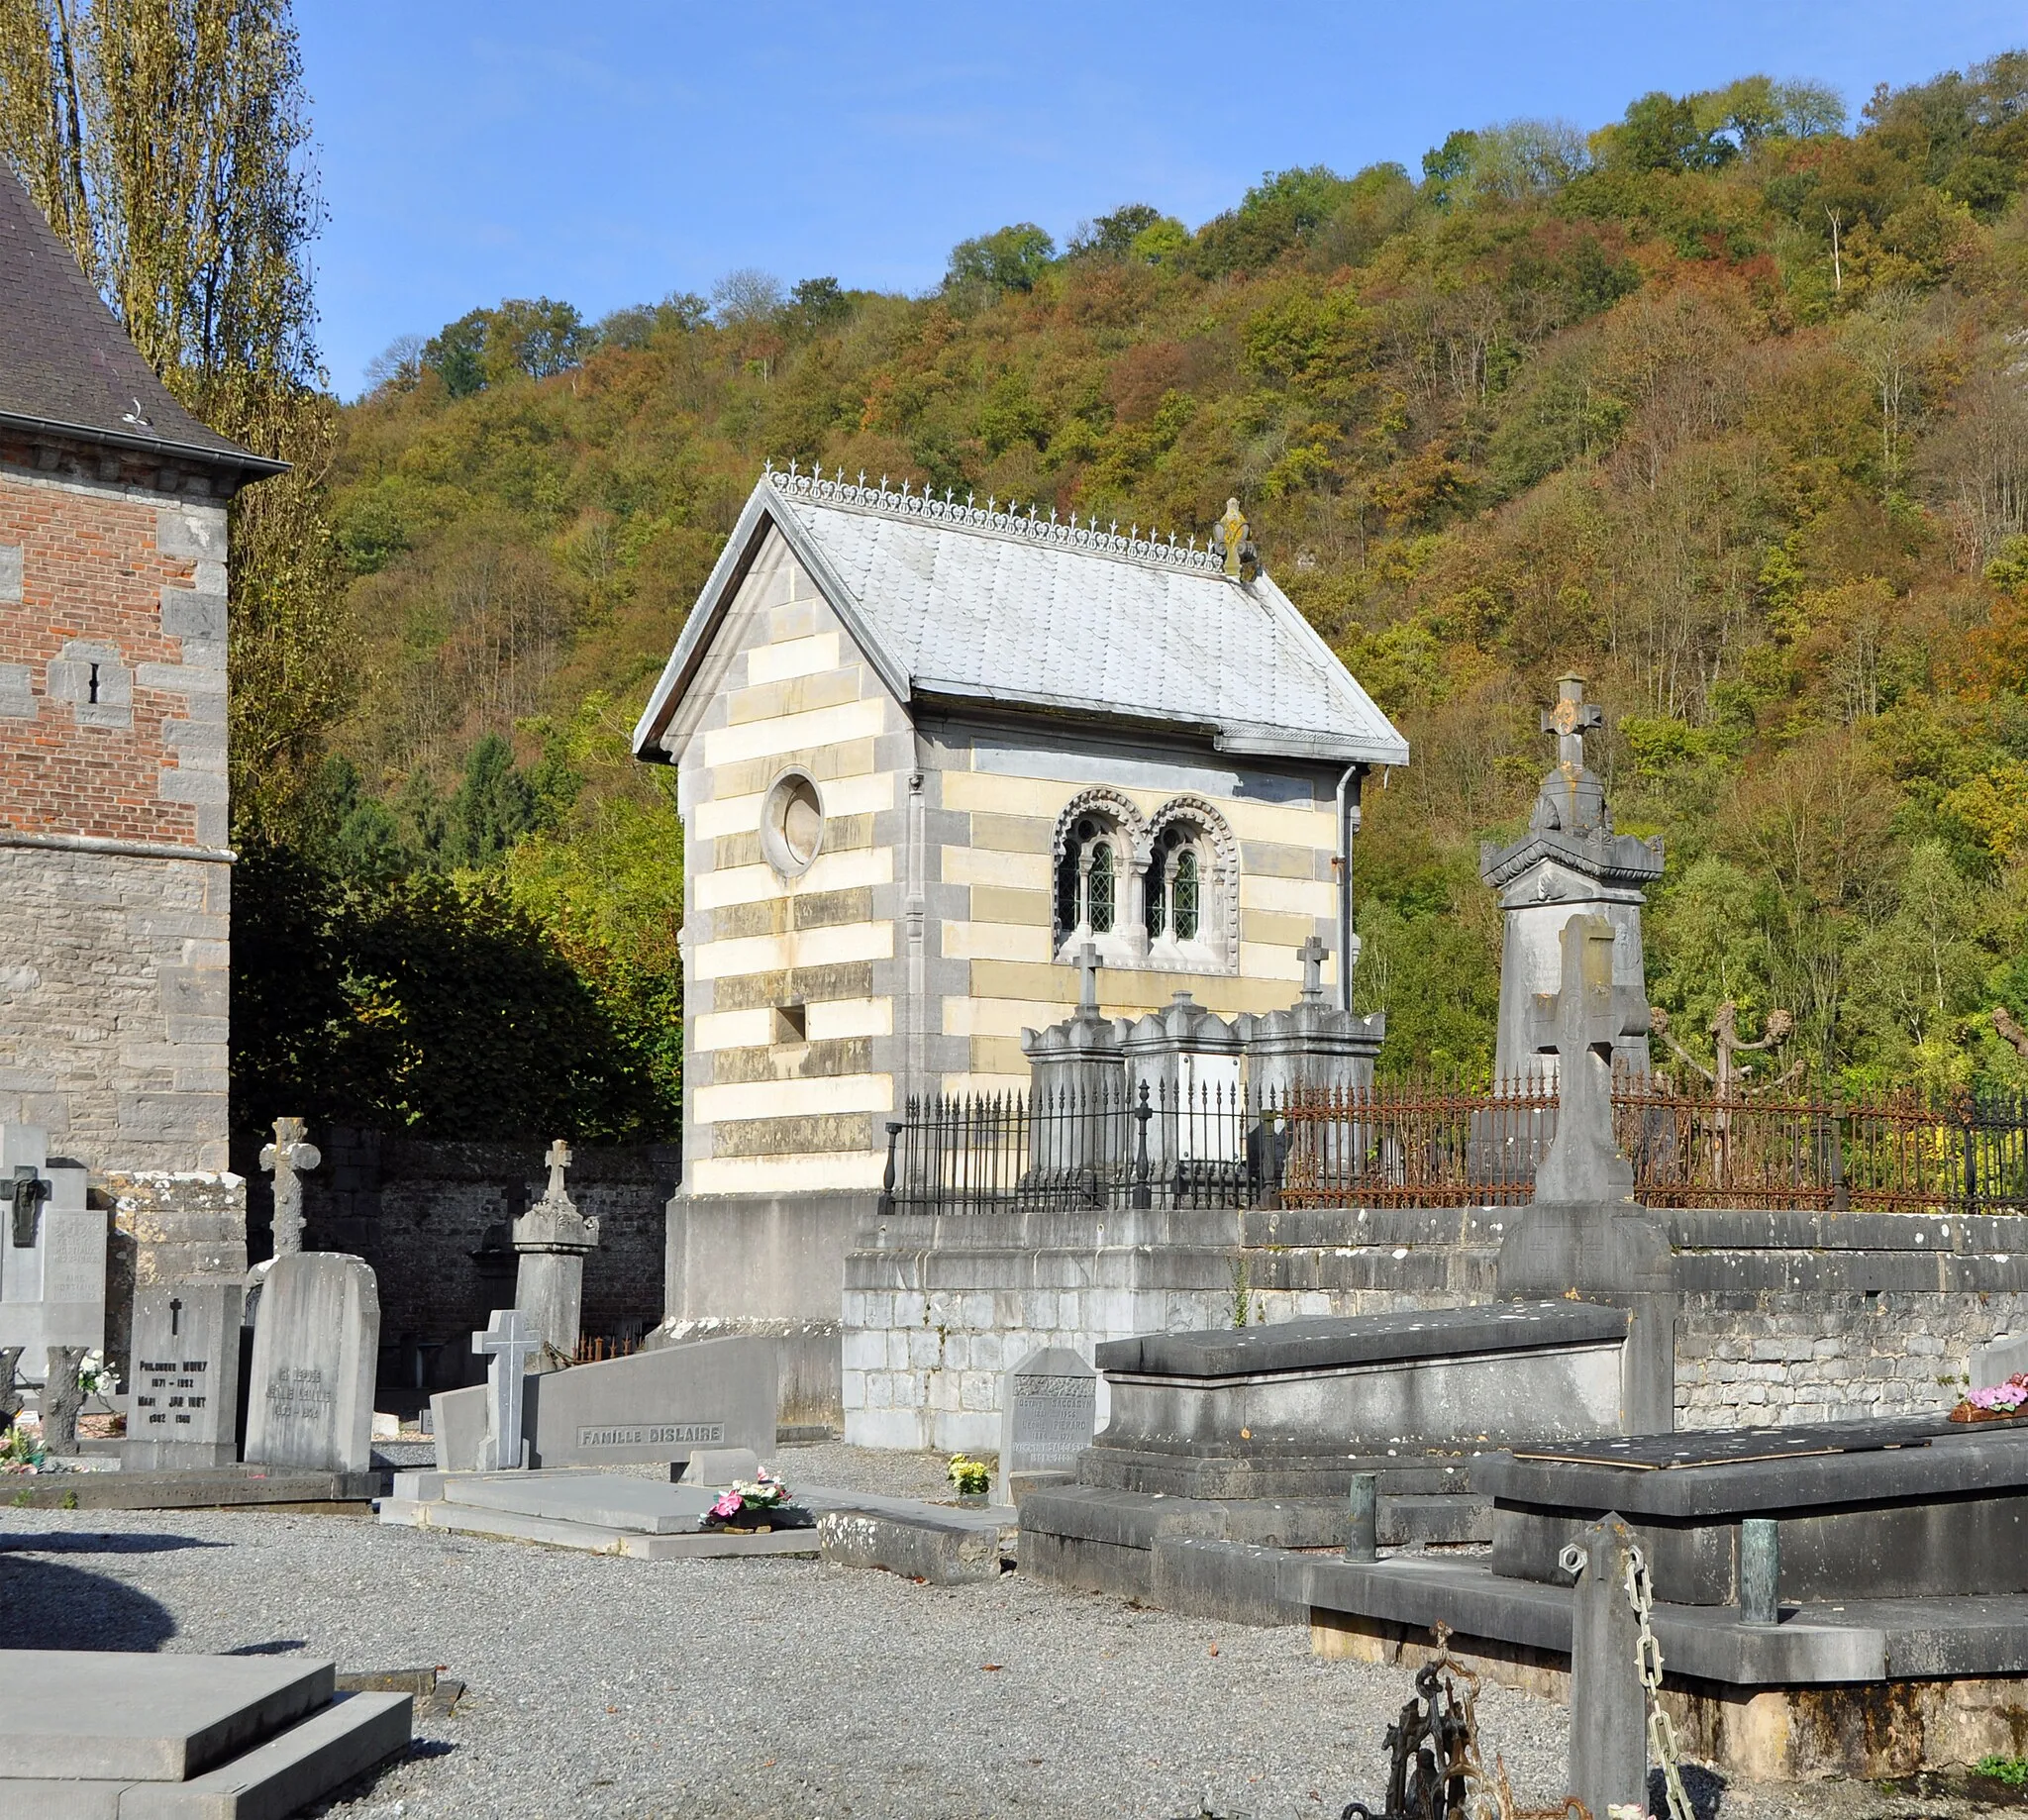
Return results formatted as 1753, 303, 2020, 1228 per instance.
761, 771, 825, 877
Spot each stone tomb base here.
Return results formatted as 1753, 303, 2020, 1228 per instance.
0, 1649, 408, 1817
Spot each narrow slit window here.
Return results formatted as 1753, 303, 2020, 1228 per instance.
87, 661, 100, 705
1087, 842, 1115, 934
1173, 849, 1200, 941
1145, 857, 1166, 943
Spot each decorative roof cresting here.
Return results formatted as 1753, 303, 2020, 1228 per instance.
762, 457, 1226, 577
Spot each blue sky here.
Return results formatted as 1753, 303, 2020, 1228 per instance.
297, 1, 2025, 396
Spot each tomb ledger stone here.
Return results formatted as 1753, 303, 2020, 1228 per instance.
243, 1252, 379, 1475
123, 1281, 244, 1469
998, 1346, 1097, 1498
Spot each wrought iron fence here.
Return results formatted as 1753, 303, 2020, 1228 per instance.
878, 1068, 2028, 1217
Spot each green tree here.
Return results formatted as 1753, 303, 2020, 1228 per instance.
947, 222, 1056, 293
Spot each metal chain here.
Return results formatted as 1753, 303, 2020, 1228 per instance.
1623, 1545, 1694, 1820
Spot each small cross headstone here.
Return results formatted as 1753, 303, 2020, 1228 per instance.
258, 1117, 321, 1260
1529, 913, 1646, 1206
473, 1307, 541, 1470
1297, 935, 1328, 1003
513, 1141, 599, 1363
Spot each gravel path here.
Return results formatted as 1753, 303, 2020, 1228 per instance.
0, 1488, 2002, 1820
0, 1501, 1569, 1820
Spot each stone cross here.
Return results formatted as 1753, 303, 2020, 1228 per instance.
1541, 672, 1603, 778
1073, 940, 1101, 1020
1529, 913, 1647, 1206
543, 1139, 572, 1203
472, 1306, 541, 1470
1297, 935, 1328, 1003
258, 1117, 321, 1260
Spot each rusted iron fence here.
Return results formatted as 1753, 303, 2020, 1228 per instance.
880, 1070, 2028, 1217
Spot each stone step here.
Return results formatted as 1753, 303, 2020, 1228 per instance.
0, 1469, 380, 1512
0, 1690, 410, 1820
377, 1495, 819, 1560
1381, 1492, 1493, 1547
819, 1508, 1011, 1584
0, 1654, 334, 1783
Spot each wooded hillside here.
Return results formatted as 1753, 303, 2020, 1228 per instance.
284, 56, 2028, 1132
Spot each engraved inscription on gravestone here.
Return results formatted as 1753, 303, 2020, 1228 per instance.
0, 1126, 102, 1356
576, 1422, 725, 1451
244, 1251, 379, 1476
998, 1345, 1098, 1495
122, 1281, 243, 1470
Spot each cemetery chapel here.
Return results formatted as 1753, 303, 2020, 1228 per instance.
633, 465, 1409, 1225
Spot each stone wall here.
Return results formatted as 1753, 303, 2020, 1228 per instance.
843, 1202, 2028, 1450
0, 845, 231, 1172
248, 1128, 676, 1392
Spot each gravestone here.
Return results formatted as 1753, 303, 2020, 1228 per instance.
473, 1307, 540, 1470
998, 1346, 1097, 1497
0, 1125, 102, 1361
513, 1140, 599, 1365
431, 1333, 776, 1472
123, 1281, 245, 1469
243, 1253, 379, 1475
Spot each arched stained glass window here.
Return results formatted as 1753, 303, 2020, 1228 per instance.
1088, 842, 1115, 934
1173, 849, 1200, 941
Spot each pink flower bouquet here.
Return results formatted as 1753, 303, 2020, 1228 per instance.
696, 1470, 814, 1532
1949, 1371, 2028, 1423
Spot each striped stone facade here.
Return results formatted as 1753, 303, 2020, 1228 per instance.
673, 525, 1349, 1195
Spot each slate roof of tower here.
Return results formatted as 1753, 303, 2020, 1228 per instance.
634, 468, 1409, 768
0, 171, 281, 476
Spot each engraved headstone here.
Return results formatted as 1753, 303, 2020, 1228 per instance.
123, 1280, 244, 1469
998, 1345, 1098, 1496
0, 1125, 102, 1357
243, 1252, 379, 1475
472, 1306, 541, 1470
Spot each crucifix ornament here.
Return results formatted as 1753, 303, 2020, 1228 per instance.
543, 1139, 572, 1204
1073, 940, 1102, 1021
258, 1117, 321, 1260
1297, 935, 1328, 1003
1528, 913, 1649, 1206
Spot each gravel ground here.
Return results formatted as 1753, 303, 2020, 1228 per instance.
0, 1460, 2007, 1820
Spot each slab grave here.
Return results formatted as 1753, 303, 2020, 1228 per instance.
0, 1124, 101, 1362
430, 1332, 775, 1472
997, 1345, 1096, 1499
122, 1280, 243, 1470
0, 1649, 408, 1817
243, 1251, 380, 1481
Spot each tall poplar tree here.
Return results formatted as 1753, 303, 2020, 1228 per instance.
0, 0, 354, 840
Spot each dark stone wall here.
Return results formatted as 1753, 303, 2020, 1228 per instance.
245, 1127, 677, 1391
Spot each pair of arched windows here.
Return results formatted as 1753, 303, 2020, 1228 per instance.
1051, 791, 1233, 973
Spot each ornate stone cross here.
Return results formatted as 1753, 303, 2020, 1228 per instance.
472, 1306, 542, 1470
1528, 913, 1648, 1206
1297, 935, 1328, 1003
1542, 672, 1603, 778
543, 1139, 572, 1205
1073, 940, 1102, 1020
259, 1117, 321, 1260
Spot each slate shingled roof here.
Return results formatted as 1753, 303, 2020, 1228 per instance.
0, 171, 280, 476
634, 469, 1409, 768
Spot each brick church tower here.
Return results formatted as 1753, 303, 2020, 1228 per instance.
0, 172, 280, 1269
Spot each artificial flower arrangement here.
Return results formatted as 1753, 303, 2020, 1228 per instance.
0, 1423, 49, 1474
947, 1455, 992, 1498
77, 1351, 120, 1399
696, 1470, 814, 1533
1949, 1372, 2028, 1423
